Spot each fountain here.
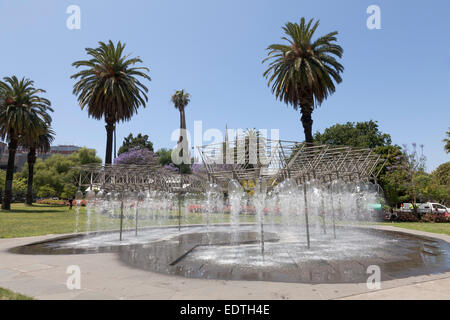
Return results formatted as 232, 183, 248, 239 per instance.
11, 140, 450, 284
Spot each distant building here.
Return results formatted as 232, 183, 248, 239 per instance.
39, 145, 81, 160
0, 143, 81, 172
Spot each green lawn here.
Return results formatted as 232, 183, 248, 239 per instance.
1, 203, 449, 238
0, 203, 243, 238
377, 221, 450, 235
0, 287, 33, 300
0, 204, 91, 238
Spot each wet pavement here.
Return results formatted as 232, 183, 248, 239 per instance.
9, 226, 450, 284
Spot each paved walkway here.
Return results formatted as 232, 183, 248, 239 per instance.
0, 226, 449, 300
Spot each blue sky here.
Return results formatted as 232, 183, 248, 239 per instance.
1, 0, 449, 171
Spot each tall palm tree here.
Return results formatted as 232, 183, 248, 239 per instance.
171, 90, 190, 161
444, 128, 450, 154
22, 125, 55, 205
0, 76, 53, 210
71, 40, 151, 164
263, 18, 344, 143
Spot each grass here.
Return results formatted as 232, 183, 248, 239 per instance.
0, 204, 90, 238
377, 221, 450, 235
1, 203, 449, 238
0, 287, 33, 300
0, 203, 250, 238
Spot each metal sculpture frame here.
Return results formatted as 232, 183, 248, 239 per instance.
74, 138, 385, 242
197, 138, 386, 190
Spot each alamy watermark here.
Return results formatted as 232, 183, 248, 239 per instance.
66, 5, 81, 30
366, 265, 381, 290
169, 121, 280, 166
367, 5, 381, 30
66, 265, 81, 290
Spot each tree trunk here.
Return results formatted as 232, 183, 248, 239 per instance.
105, 120, 115, 164
178, 107, 187, 158
26, 148, 37, 205
300, 92, 314, 144
301, 111, 314, 144
2, 138, 18, 210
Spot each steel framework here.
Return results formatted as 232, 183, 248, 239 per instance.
197, 138, 386, 190
75, 139, 385, 192
74, 163, 206, 193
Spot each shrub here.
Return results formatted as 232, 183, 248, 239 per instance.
421, 213, 449, 223
36, 199, 67, 206
396, 211, 420, 222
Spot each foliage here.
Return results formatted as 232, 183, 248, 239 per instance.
262, 18, 344, 143
17, 147, 101, 199
444, 128, 450, 153
118, 133, 154, 155
156, 148, 173, 166
426, 162, 450, 205
114, 147, 158, 165
313, 121, 448, 207
432, 162, 450, 186
21, 125, 55, 153
36, 199, 67, 206
37, 185, 57, 198
421, 213, 449, 223
0, 76, 53, 141
12, 177, 27, 199
397, 143, 426, 207
171, 90, 191, 111
396, 212, 420, 222
0, 76, 54, 209
313, 120, 391, 148
0, 287, 33, 300
156, 148, 192, 174
0, 171, 28, 198
71, 40, 151, 163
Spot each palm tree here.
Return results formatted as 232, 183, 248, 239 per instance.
171, 90, 190, 161
0, 76, 53, 210
71, 40, 151, 164
22, 125, 55, 205
262, 18, 344, 143
444, 128, 450, 154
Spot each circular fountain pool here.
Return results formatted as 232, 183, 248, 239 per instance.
11, 225, 450, 284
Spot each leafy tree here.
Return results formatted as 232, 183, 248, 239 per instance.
61, 184, 78, 200
118, 133, 153, 155
384, 143, 427, 215
313, 120, 391, 148
0, 76, 53, 210
429, 162, 450, 205
114, 147, 158, 165
18, 147, 101, 198
432, 162, 450, 186
263, 18, 344, 143
12, 177, 27, 200
22, 126, 55, 205
155, 148, 192, 174
71, 40, 151, 164
156, 148, 173, 166
37, 185, 57, 198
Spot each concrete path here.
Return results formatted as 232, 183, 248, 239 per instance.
0, 226, 449, 300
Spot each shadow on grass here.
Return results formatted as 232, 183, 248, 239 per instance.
0, 204, 70, 214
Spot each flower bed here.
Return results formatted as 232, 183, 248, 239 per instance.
396, 212, 420, 222
390, 211, 449, 223
421, 213, 450, 223
36, 199, 67, 206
